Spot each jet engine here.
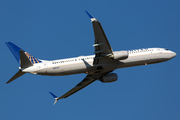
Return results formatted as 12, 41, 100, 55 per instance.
99, 73, 118, 83
113, 51, 128, 60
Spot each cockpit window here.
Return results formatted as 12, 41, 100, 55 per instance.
165, 49, 169, 51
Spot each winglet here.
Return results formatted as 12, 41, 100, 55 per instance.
85, 11, 94, 18
49, 92, 58, 105
85, 11, 97, 22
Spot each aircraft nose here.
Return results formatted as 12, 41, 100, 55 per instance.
170, 51, 176, 58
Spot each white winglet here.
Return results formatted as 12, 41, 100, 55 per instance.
49, 92, 59, 105
85, 11, 97, 22
54, 98, 58, 105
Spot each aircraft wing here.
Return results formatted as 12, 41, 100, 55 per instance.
50, 75, 97, 104
86, 11, 114, 65
50, 12, 114, 104
50, 71, 112, 104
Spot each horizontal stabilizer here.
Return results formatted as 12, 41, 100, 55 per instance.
6, 70, 26, 84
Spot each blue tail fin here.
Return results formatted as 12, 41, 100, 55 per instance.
6, 42, 23, 64
6, 42, 42, 65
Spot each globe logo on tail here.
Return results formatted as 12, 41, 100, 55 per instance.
25, 52, 42, 64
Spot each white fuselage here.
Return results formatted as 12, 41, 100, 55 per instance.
22, 48, 176, 76
6, 11, 177, 102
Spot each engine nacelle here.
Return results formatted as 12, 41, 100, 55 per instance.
113, 51, 128, 60
99, 73, 118, 83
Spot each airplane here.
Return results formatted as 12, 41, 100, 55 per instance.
6, 11, 176, 105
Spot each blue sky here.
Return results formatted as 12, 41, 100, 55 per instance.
0, 0, 180, 120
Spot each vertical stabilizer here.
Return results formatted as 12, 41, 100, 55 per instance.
20, 50, 33, 68
6, 42, 42, 84
6, 42, 42, 66
6, 42, 23, 64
